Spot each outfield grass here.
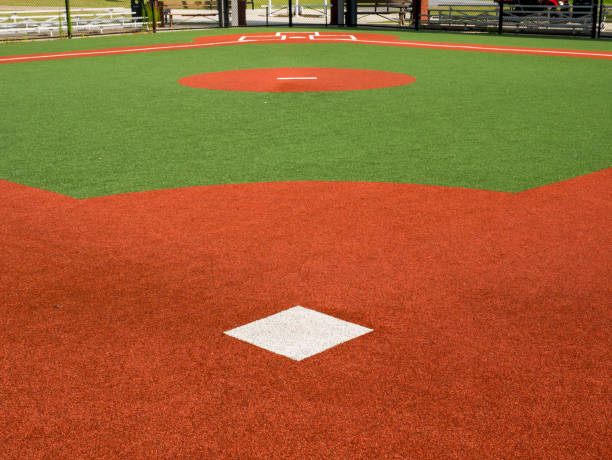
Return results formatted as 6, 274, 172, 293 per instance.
1, 28, 611, 198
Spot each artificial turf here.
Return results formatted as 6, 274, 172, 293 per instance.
1, 28, 611, 198
3, 27, 612, 55
2, 168, 611, 458
2, 28, 611, 458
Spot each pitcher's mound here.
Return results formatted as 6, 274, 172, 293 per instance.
178, 67, 416, 92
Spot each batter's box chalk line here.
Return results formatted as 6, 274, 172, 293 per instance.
237, 32, 357, 42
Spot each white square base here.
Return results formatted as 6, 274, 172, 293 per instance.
224, 306, 372, 361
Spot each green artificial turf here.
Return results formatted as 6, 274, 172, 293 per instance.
1, 28, 611, 198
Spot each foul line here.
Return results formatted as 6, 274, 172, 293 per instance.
0, 40, 244, 63
277, 77, 318, 80
2, 36, 612, 64
358, 39, 612, 59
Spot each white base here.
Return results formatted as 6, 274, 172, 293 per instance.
224, 306, 372, 361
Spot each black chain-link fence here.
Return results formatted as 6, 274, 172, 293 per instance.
157, 0, 220, 29
601, 2, 611, 36
346, 0, 606, 37
1, 0, 609, 39
0, 0, 150, 39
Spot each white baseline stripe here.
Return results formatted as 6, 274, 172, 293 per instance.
355, 39, 612, 58
277, 77, 318, 80
0, 40, 246, 63
2, 37, 611, 63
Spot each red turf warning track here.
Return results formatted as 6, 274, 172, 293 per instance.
1, 171, 611, 458
2, 32, 612, 64
178, 67, 416, 92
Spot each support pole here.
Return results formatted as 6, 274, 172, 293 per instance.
596, 0, 604, 38
330, 0, 338, 25
238, 0, 246, 25
64, 0, 72, 38
218, 0, 228, 27
591, 0, 597, 38
346, 0, 356, 25
289, 0, 293, 26
325, 0, 328, 25
149, 0, 158, 32
498, 0, 504, 35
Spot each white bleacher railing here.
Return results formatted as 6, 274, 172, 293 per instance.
0, 8, 146, 37
263, 0, 329, 18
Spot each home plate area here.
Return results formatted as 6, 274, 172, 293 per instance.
190, 30, 393, 46
1, 170, 610, 457
237, 31, 358, 42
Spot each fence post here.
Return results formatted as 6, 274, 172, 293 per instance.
148, 0, 158, 32
413, 0, 421, 30
218, 0, 224, 27
590, 0, 597, 38
157, 0, 165, 27
596, 0, 603, 38
64, 0, 72, 38
332, 0, 345, 25
289, 0, 293, 26
345, 0, 356, 25
497, 0, 503, 35
237, 0, 246, 24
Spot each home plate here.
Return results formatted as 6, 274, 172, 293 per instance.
224, 306, 373, 361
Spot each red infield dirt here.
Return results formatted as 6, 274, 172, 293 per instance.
178, 67, 416, 92
1, 170, 611, 458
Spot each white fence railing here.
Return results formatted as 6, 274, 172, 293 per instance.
0, 8, 146, 37
263, 0, 329, 17
356, 2, 413, 26
424, 3, 595, 33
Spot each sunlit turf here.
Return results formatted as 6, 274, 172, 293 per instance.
1, 27, 611, 198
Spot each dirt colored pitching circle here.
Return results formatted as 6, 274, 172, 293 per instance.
178, 67, 416, 92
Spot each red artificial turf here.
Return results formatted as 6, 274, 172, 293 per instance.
178, 68, 416, 92
1, 171, 611, 458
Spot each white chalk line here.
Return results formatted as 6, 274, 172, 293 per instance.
2, 36, 611, 63
0, 39, 246, 63
358, 39, 612, 58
